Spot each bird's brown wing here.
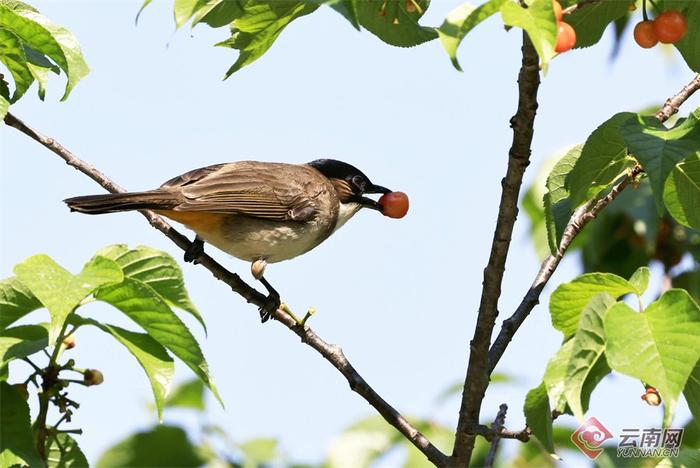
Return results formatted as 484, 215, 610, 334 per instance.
158, 162, 322, 222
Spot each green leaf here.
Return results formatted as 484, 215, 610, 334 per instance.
191, 0, 245, 27
522, 175, 551, 261
47, 433, 88, 468
565, 0, 631, 49
524, 382, 554, 455
355, 0, 437, 48
580, 180, 657, 278
564, 293, 614, 421
543, 338, 575, 413
0, 450, 26, 468
673, 269, 700, 305
544, 145, 582, 253
664, 450, 700, 467
543, 336, 609, 419
13, 254, 123, 342
164, 378, 205, 411
0, 94, 7, 119
327, 416, 398, 467
73, 315, 175, 422
0, 27, 33, 101
682, 418, 700, 448
174, 0, 208, 28
500, 0, 556, 70
0, 2, 89, 100
628, 266, 650, 296
95, 277, 221, 406
684, 359, 700, 426
664, 153, 700, 231
135, 0, 153, 25
95, 245, 205, 332
0, 381, 43, 468
605, 290, 700, 426
621, 112, 700, 212
438, 0, 506, 71
217, 1, 320, 78
96, 425, 204, 468
324, 0, 359, 30
550, 271, 637, 338
567, 112, 637, 207
0, 276, 42, 330
0, 324, 48, 368
673, 1, 700, 73
24, 45, 59, 101
239, 438, 278, 465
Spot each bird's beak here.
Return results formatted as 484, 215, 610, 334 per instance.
356, 183, 391, 211
365, 184, 391, 194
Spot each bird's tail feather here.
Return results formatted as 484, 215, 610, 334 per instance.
64, 191, 178, 214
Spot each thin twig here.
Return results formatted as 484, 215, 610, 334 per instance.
487, 166, 639, 372
467, 422, 530, 443
487, 73, 700, 375
2, 112, 448, 467
452, 32, 541, 466
485, 404, 508, 467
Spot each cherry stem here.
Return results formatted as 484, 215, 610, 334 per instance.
643, 0, 649, 21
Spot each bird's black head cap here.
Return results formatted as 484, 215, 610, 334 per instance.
308, 159, 390, 195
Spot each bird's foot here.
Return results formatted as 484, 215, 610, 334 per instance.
258, 276, 281, 323
259, 292, 281, 323
184, 237, 204, 264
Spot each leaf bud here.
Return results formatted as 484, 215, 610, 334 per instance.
83, 369, 104, 386
62, 334, 76, 349
641, 387, 661, 406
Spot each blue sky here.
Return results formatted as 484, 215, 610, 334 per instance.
1, 1, 698, 466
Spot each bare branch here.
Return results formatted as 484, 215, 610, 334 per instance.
656, 74, 700, 122
452, 32, 541, 466
3, 112, 449, 467
487, 72, 700, 375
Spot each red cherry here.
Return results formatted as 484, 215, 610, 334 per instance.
634, 20, 658, 48
653, 11, 688, 44
378, 192, 409, 219
555, 21, 576, 53
553, 1, 563, 22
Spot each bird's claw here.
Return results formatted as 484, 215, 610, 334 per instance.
259, 293, 281, 323
184, 238, 204, 264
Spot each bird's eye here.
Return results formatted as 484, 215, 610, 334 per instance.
351, 175, 366, 192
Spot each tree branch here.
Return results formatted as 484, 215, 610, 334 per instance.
2, 112, 449, 467
451, 32, 541, 466
487, 72, 700, 375
655, 74, 700, 122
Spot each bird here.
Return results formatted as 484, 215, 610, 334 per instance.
64, 159, 393, 322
